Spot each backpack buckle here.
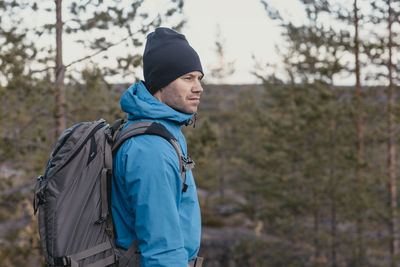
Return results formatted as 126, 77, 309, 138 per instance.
54, 256, 70, 266
110, 118, 125, 136
94, 217, 106, 225
33, 175, 47, 215
182, 156, 195, 171
106, 226, 114, 237
105, 127, 113, 144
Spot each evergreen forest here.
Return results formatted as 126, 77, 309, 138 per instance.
1, 0, 400, 266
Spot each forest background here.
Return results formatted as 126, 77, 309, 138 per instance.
1, 0, 400, 266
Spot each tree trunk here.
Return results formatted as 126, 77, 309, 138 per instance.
55, 0, 66, 138
329, 120, 337, 267
218, 89, 225, 205
387, 0, 398, 263
331, 197, 337, 267
354, 0, 363, 176
314, 208, 320, 261
354, 1, 366, 265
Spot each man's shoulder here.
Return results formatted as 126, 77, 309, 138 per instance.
119, 134, 177, 159
115, 134, 180, 176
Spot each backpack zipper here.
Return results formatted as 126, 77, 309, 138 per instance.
65, 121, 107, 167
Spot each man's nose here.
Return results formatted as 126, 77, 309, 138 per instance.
193, 80, 203, 94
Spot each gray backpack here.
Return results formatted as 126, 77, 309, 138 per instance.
33, 119, 194, 267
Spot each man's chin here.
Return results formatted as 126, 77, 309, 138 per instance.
173, 106, 197, 114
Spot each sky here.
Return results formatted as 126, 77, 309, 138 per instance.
180, 0, 356, 85
181, 0, 283, 84
60, 0, 291, 85
13, 0, 283, 85
94, 0, 304, 85
23, 0, 357, 86
179, 0, 320, 84
93, 0, 290, 85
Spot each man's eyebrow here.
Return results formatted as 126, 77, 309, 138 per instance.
186, 73, 203, 79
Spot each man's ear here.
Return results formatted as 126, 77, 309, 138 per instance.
153, 88, 164, 102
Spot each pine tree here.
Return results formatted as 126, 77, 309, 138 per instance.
367, 0, 400, 263
258, 1, 365, 265
207, 27, 236, 206
386, 1, 399, 261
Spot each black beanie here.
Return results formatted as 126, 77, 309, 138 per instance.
143, 27, 203, 95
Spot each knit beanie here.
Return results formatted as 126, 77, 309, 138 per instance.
143, 27, 203, 95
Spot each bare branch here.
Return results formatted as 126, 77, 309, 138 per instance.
65, 32, 139, 68
30, 66, 55, 74
29, 31, 140, 74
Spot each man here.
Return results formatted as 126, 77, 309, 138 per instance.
111, 27, 203, 267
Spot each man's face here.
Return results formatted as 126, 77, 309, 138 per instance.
153, 71, 204, 114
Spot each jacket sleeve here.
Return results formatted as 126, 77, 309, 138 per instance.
121, 135, 188, 267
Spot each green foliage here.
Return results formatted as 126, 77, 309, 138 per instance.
66, 66, 125, 124
232, 238, 307, 267
201, 208, 226, 228
185, 119, 219, 191
0, 0, 400, 265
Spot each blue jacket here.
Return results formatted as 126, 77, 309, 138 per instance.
111, 81, 201, 267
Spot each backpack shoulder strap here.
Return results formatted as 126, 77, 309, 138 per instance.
112, 121, 186, 185
112, 121, 192, 267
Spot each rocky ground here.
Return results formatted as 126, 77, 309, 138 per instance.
0, 166, 272, 267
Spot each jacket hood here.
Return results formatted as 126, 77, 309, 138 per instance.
120, 81, 194, 125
